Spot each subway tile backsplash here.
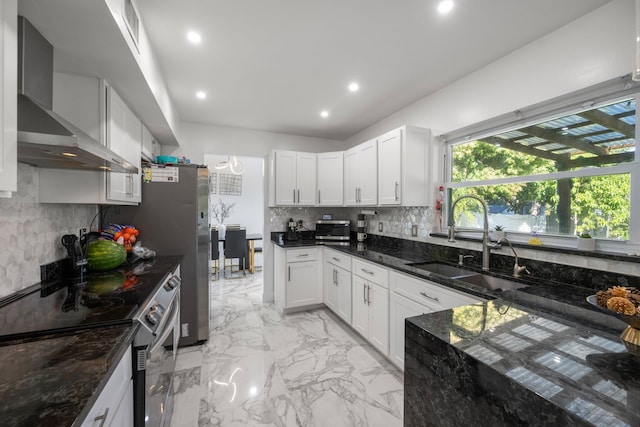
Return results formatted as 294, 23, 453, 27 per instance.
0, 164, 97, 297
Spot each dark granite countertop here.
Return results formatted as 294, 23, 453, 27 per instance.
0, 255, 183, 427
405, 299, 639, 426
0, 324, 137, 427
272, 234, 640, 425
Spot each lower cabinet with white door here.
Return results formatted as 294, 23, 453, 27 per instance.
82, 346, 133, 427
389, 271, 485, 370
274, 246, 323, 312
351, 258, 389, 357
323, 248, 352, 324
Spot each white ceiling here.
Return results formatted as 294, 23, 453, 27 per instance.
18, 0, 612, 144
135, 0, 612, 141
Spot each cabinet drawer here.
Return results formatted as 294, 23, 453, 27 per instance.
286, 247, 317, 262
353, 258, 388, 288
390, 271, 483, 312
324, 248, 351, 271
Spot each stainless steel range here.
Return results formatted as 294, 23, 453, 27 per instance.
0, 256, 181, 427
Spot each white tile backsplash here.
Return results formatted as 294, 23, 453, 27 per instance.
0, 164, 97, 298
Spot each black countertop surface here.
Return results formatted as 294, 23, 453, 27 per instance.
0, 255, 182, 427
273, 236, 639, 425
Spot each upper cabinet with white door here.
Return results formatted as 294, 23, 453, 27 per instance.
39, 74, 141, 204
344, 138, 377, 206
106, 85, 141, 202
316, 151, 343, 206
0, 0, 17, 197
271, 150, 316, 206
378, 126, 434, 206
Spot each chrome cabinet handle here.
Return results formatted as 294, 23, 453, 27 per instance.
332, 257, 340, 262
395, 182, 399, 201
420, 291, 439, 302
288, 266, 291, 282
296, 253, 309, 257
297, 189, 300, 203
318, 190, 321, 204
293, 189, 296, 204
94, 407, 109, 427
363, 283, 367, 304
360, 268, 374, 275
367, 285, 371, 306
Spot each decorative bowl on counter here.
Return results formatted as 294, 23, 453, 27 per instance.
587, 294, 640, 356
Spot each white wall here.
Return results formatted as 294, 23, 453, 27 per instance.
204, 154, 264, 235
344, 0, 634, 147
164, 122, 346, 164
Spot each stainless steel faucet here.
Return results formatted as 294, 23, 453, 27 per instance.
496, 237, 530, 278
458, 254, 474, 267
448, 194, 495, 271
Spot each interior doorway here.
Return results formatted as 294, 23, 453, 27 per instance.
203, 154, 265, 276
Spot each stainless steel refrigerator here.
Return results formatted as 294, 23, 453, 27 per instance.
102, 164, 210, 347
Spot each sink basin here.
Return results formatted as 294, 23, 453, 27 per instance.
457, 274, 529, 292
405, 262, 477, 279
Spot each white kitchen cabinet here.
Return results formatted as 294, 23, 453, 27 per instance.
316, 151, 343, 206
39, 75, 141, 204
141, 124, 159, 162
273, 150, 316, 206
390, 291, 434, 370
389, 271, 485, 370
82, 346, 133, 427
106, 86, 141, 202
0, 0, 17, 197
378, 126, 434, 206
323, 248, 352, 324
344, 139, 377, 206
352, 259, 389, 356
274, 246, 322, 311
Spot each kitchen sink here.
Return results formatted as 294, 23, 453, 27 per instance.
405, 262, 478, 279
456, 274, 529, 292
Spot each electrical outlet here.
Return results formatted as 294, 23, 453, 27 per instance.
411, 225, 418, 237
378, 222, 383, 232
181, 323, 189, 337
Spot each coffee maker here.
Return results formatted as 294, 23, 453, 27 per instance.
286, 218, 298, 241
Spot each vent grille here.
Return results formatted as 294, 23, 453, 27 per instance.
123, 0, 140, 49
136, 348, 146, 371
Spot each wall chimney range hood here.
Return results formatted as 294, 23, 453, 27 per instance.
17, 16, 137, 174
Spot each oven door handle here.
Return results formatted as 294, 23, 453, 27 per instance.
148, 292, 180, 355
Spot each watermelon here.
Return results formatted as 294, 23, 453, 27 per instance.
85, 270, 126, 294
86, 239, 127, 271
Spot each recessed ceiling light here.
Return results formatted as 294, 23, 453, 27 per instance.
348, 82, 359, 92
61, 152, 77, 157
320, 110, 329, 118
196, 91, 207, 100
437, 0, 454, 14
187, 31, 202, 45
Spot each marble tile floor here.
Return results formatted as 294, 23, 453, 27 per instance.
170, 270, 404, 427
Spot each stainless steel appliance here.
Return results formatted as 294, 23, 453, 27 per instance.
16, 16, 136, 173
0, 256, 181, 427
286, 218, 298, 241
102, 164, 210, 347
315, 220, 350, 245
133, 266, 181, 427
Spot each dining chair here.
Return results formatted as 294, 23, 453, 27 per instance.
223, 228, 247, 278
210, 228, 220, 280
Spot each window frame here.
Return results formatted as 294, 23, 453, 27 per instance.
440, 75, 640, 252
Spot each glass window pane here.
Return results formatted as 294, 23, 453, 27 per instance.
450, 173, 630, 239
452, 99, 636, 183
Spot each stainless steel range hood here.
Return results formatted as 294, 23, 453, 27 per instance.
17, 16, 137, 174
